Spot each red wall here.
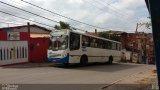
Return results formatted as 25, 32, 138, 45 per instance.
20, 32, 30, 63
0, 31, 49, 64
20, 32, 30, 40
0, 31, 7, 40
29, 38, 49, 63
0, 31, 30, 40
0, 31, 30, 65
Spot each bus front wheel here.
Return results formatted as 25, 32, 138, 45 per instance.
80, 55, 88, 66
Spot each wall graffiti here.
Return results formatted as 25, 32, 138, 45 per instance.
0, 41, 28, 65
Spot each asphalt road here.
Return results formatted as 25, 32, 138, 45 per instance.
0, 63, 156, 90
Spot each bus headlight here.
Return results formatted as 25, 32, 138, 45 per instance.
62, 54, 67, 58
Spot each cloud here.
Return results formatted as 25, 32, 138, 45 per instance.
94, 13, 112, 24
68, 0, 83, 4
0, 0, 150, 33
112, 0, 145, 10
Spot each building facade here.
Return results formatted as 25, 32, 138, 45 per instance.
0, 24, 51, 65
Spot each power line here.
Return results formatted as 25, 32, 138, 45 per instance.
10, 0, 120, 30
92, 0, 129, 18
95, 0, 131, 17
79, 0, 130, 21
10, 0, 49, 16
19, 0, 133, 31
0, 1, 59, 24
0, 10, 55, 28
0, 21, 25, 25
20, 0, 108, 30
0, 10, 136, 33
0, 1, 95, 32
8, 0, 136, 31
0, 1, 136, 32
0, 10, 91, 32
83, 0, 140, 24
82, 0, 138, 30
83, 0, 131, 19
4, 0, 124, 31
100, 0, 141, 20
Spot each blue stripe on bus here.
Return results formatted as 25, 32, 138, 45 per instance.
48, 55, 69, 63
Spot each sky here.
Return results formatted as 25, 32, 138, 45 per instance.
0, 0, 151, 33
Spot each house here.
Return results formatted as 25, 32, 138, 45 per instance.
0, 24, 51, 38
121, 32, 154, 64
85, 29, 98, 36
0, 24, 52, 65
86, 30, 154, 64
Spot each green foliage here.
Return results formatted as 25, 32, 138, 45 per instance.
98, 32, 109, 39
145, 22, 151, 29
98, 31, 120, 41
59, 21, 70, 29
54, 21, 71, 30
54, 25, 61, 30
145, 17, 152, 29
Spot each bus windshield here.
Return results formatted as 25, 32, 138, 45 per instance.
50, 35, 68, 51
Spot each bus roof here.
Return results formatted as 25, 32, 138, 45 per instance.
52, 29, 121, 44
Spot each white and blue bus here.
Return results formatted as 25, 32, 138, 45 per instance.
48, 29, 122, 66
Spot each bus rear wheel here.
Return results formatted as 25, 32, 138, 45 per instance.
80, 55, 88, 66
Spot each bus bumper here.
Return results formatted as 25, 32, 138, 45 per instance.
48, 56, 69, 63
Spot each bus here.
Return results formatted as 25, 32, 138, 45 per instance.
47, 29, 122, 66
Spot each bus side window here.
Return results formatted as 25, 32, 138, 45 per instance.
106, 41, 112, 49
97, 39, 103, 48
116, 43, 118, 50
97, 39, 100, 48
112, 43, 116, 50
90, 38, 96, 48
87, 37, 90, 47
118, 44, 121, 51
120, 44, 122, 51
102, 40, 106, 49
116, 43, 120, 51
104, 41, 107, 49
97, 39, 99, 48
70, 32, 80, 50
82, 35, 90, 47
90, 38, 94, 47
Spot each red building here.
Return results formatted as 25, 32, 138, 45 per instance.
0, 24, 51, 65
121, 32, 154, 64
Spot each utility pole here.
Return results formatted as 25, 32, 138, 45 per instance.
27, 22, 30, 33
135, 23, 138, 33
145, 0, 160, 88
135, 23, 141, 63
27, 22, 31, 63
135, 23, 147, 64
135, 23, 146, 33
135, 23, 138, 63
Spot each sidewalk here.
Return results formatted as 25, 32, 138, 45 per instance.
102, 66, 158, 90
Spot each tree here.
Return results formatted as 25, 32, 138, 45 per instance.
54, 25, 61, 30
145, 22, 151, 29
54, 21, 71, 30
98, 31, 109, 39
145, 17, 152, 29
59, 21, 70, 29
98, 31, 120, 41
